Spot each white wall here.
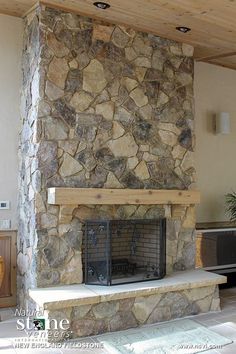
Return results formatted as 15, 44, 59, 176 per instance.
195, 62, 236, 223
0, 15, 22, 229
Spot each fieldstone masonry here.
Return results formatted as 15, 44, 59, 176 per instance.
18, 5, 196, 308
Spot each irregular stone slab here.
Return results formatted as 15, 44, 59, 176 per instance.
123, 77, 139, 92
43, 117, 69, 140
60, 153, 83, 177
107, 133, 138, 157
112, 121, 125, 139
132, 294, 162, 323
47, 32, 69, 57
92, 301, 119, 319
112, 26, 130, 48
83, 59, 107, 93
48, 57, 69, 89
95, 101, 114, 120
93, 24, 113, 42
134, 160, 150, 180
45, 81, 64, 100
104, 172, 123, 188
129, 87, 148, 107
43, 236, 70, 268
159, 130, 177, 147
70, 91, 93, 112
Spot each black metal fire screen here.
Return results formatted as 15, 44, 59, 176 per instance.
84, 219, 166, 286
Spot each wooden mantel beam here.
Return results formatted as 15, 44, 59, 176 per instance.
48, 188, 200, 206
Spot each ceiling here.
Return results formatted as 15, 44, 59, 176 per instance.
1, 0, 236, 69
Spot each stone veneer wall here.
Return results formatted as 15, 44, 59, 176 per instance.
46, 285, 220, 339
18, 5, 196, 307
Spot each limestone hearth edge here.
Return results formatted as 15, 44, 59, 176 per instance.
29, 269, 226, 311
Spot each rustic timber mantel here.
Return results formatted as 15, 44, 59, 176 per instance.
47, 188, 200, 205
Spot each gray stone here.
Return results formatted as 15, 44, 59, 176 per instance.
43, 236, 70, 268
43, 117, 69, 140
54, 99, 76, 127
109, 312, 137, 332
76, 149, 96, 171
112, 27, 130, 48
92, 302, 119, 319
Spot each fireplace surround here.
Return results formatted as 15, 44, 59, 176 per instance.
84, 218, 166, 285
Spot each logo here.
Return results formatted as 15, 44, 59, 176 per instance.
33, 319, 45, 331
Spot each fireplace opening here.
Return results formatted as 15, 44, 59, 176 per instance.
83, 219, 166, 286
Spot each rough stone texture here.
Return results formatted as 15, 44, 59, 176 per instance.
18, 4, 196, 307
49, 285, 220, 339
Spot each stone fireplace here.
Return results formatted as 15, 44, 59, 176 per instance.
18, 4, 226, 339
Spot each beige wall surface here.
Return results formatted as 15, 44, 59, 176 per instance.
0, 15, 22, 229
195, 62, 236, 223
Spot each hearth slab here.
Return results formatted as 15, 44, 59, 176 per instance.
29, 269, 226, 311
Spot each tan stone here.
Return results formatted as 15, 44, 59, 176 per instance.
134, 161, 150, 180
60, 153, 83, 178
95, 101, 114, 120
59, 205, 78, 224
127, 156, 139, 170
83, 59, 107, 93
157, 91, 169, 107
170, 45, 182, 56
139, 145, 149, 152
58, 224, 71, 237
135, 67, 147, 82
47, 32, 69, 58
177, 72, 193, 86
143, 152, 159, 162
132, 294, 162, 323
35, 193, 46, 213
134, 57, 151, 68
44, 117, 69, 140
93, 302, 119, 319
59, 141, 78, 156
172, 205, 187, 219
181, 151, 194, 172
172, 145, 186, 160
129, 87, 148, 107
61, 252, 83, 284
41, 213, 58, 229
159, 130, 177, 147
104, 172, 123, 188
133, 35, 153, 57
123, 77, 138, 92
48, 57, 69, 89
74, 206, 96, 221
69, 59, 78, 69
125, 47, 138, 61
70, 91, 93, 112
182, 43, 194, 57
158, 123, 180, 135
182, 206, 196, 228
108, 133, 138, 157
92, 24, 114, 42
45, 81, 64, 100
112, 121, 125, 139
112, 26, 131, 48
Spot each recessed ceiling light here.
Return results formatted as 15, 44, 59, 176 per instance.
176, 26, 191, 33
93, 2, 110, 9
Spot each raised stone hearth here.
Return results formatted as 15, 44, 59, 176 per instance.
29, 270, 226, 339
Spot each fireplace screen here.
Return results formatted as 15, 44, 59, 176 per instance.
83, 219, 166, 286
